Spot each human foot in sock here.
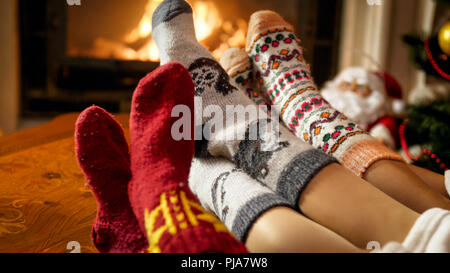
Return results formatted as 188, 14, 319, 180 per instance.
152, 0, 336, 207
220, 48, 268, 108
189, 157, 292, 242
128, 62, 247, 253
220, 48, 272, 107
245, 11, 403, 177
75, 106, 147, 253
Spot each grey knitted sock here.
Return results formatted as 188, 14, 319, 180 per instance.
152, 0, 337, 206
189, 157, 291, 242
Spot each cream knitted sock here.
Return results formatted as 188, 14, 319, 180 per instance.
220, 48, 267, 107
245, 11, 403, 177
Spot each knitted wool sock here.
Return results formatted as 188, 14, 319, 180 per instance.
75, 106, 147, 253
193, 51, 294, 242
189, 157, 292, 242
246, 11, 403, 177
128, 62, 247, 253
220, 48, 267, 108
152, 0, 336, 206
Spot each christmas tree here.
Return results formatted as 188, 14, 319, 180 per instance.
402, 0, 449, 174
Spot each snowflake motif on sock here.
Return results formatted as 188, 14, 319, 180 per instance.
189, 58, 237, 96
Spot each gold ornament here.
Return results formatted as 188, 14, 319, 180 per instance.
438, 21, 450, 56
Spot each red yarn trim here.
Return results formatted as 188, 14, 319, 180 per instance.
399, 120, 448, 171
424, 39, 450, 80
399, 120, 422, 162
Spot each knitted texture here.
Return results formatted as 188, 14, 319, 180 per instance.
220, 47, 337, 205
189, 157, 292, 241
75, 106, 148, 253
245, 10, 402, 176
152, 0, 336, 206
128, 62, 247, 253
340, 140, 404, 177
220, 48, 266, 107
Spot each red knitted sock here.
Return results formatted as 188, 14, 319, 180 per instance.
75, 106, 148, 253
129, 62, 247, 253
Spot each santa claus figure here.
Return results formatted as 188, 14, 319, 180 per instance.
321, 67, 404, 149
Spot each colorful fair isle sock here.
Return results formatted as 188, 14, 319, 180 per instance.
128, 62, 247, 253
245, 11, 403, 177
220, 48, 267, 108
75, 106, 148, 253
189, 157, 292, 242
152, 0, 336, 206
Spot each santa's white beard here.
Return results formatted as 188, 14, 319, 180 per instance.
321, 87, 388, 130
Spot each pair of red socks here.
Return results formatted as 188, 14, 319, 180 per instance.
75, 62, 247, 253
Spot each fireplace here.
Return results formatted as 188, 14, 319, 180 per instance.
19, 0, 342, 116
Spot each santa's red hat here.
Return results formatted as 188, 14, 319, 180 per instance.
375, 71, 405, 114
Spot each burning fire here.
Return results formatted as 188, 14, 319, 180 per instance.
83, 0, 247, 62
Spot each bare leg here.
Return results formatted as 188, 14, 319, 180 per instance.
299, 163, 420, 249
364, 160, 450, 212
406, 164, 448, 198
245, 207, 364, 253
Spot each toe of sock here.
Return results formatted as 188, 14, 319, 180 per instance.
220, 48, 251, 75
75, 106, 130, 176
152, 0, 193, 30
130, 62, 195, 177
246, 10, 293, 51
131, 62, 194, 119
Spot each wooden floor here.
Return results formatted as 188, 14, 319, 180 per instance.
0, 113, 130, 253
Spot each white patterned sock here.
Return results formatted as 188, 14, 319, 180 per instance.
245, 10, 404, 177
189, 157, 291, 242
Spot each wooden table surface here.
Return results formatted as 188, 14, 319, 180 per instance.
0, 113, 130, 253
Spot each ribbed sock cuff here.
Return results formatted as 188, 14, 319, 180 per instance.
277, 149, 338, 207
340, 140, 404, 177
232, 193, 292, 242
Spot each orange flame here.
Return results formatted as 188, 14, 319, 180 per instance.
82, 0, 247, 62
